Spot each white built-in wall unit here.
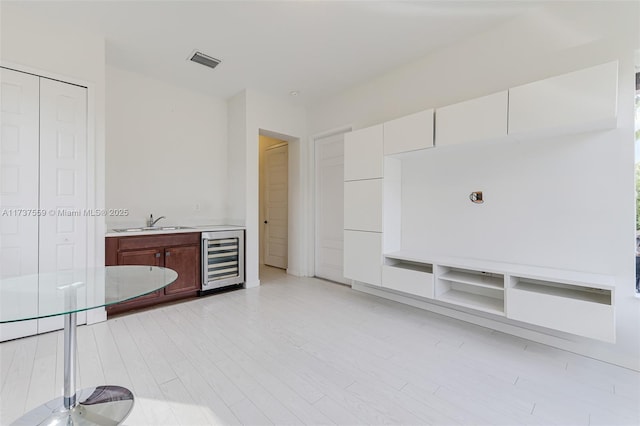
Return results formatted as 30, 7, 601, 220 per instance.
344, 61, 619, 344
0, 67, 89, 341
343, 124, 384, 285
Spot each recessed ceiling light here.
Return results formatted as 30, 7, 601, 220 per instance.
289, 90, 299, 96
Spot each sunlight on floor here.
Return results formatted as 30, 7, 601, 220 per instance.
125, 396, 226, 426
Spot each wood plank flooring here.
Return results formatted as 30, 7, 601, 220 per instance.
1, 266, 639, 425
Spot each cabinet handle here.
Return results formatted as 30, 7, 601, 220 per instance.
155, 253, 161, 258
166, 251, 170, 257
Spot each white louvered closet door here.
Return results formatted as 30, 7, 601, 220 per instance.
38, 77, 88, 334
0, 68, 40, 341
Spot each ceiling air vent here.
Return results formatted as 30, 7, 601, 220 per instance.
188, 50, 221, 70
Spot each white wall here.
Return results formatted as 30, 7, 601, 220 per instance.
227, 89, 307, 287
1, 6, 107, 323
401, 131, 624, 272
227, 91, 247, 227
248, 91, 307, 281
106, 66, 228, 227
308, 2, 640, 369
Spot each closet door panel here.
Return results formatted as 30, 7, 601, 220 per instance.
38, 78, 88, 333
0, 68, 39, 277
0, 68, 40, 340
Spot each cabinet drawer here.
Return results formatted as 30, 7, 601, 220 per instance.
382, 264, 434, 298
507, 284, 614, 342
117, 232, 200, 250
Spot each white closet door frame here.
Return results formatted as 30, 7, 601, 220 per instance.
0, 62, 102, 326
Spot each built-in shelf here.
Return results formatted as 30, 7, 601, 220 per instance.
439, 270, 503, 290
436, 266, 505, 315
438, 288, 505, 316
384, 257, 433, 273
373, 251, 616, 342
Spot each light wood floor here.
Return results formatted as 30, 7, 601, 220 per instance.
1, 266, 639, 425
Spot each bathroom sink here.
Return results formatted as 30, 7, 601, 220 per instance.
113, 226, 193, 232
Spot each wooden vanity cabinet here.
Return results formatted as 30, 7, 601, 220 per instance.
105, 232, 201, 315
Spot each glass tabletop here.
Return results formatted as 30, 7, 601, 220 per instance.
0, 266, 178, 323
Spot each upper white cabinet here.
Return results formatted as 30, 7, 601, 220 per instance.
344, 179, 383, 232
508, 61, 618, 137
436, 91, 508, 147
383, 109, 434, 155
344, 124, 383, 181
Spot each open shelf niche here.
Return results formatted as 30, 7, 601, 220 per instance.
435, 265, 505, 316
510, 276, 611, 305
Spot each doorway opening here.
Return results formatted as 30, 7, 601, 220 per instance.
259, 134, 288, 270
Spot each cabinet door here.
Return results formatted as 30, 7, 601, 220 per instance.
344, 125, 383, 181
116, 248, 163, 303
436, 92, 507, 147
164, 244, 200, 296
344, 179, 383, 232
38, 78, 89, 333
343, 230, 382, 286
508, 61, 618, 136
383, 109, 434, 155
0, 68, 39, 342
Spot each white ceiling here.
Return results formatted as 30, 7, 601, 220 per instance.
3, 1, 540, 105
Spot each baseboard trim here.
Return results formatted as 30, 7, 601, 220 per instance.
244, 279, 260, 289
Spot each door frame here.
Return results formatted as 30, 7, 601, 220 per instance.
310, 125, 352, 281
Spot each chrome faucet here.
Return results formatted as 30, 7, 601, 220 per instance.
147, 214, 166, 227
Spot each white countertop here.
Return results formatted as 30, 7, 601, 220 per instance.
105, 224, 244, 238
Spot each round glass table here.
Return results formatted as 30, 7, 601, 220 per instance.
0, 265, 178, 426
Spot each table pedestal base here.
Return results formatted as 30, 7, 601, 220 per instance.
11, 385, 134, 426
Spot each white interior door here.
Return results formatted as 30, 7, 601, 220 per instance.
314, 133, 348, 284
0, 68, 40, 341
38, 77, 87, 333
264, 144, 288, 269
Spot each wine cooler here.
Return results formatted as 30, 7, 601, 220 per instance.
201, 230, 245, 291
